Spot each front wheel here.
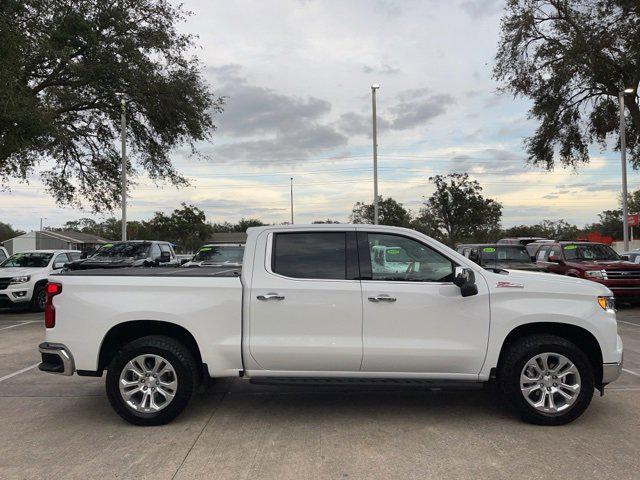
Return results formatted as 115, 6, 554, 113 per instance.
30, 284, 47, 312
106, 335, 198, 426
498, 334, 594, 425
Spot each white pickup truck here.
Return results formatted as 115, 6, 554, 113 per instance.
38, 225, 623, 426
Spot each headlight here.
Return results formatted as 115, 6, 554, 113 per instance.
585, 270, 605, 279
9, 275, 30, 284
598, 296, 615, 312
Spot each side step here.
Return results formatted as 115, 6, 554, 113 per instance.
249, 377, 484, 390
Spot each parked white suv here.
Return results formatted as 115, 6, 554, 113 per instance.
0, 250, 80, 311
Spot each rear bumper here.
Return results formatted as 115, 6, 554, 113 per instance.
38, 342, 75, 376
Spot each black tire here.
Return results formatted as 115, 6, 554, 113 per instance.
106, 335, 198, 426
497, 334, 594, 426
30, 284, 47, 312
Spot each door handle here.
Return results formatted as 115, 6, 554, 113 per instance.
257, 293, 285, 301
368, 295, 396, 303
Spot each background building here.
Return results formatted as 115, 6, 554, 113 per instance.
1, 230, 110, 255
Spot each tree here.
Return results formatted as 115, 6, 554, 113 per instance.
417, 173, 502, 245
494, 1, 640, 169
502, 219, 581, 240
585, 210, 622, 240
210, 218, 266, 233
350, 196, 411, 226
0, 222, 25, 242
0, 0, 222, 211
312, 219, 340, 224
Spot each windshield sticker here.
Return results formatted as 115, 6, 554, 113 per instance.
386, 249, 400, 255
483, 247, 496, 253
199, 247, 212, 252
102, 243, 113, 248
563, 245, 577, 250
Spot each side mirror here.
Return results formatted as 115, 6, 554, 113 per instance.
620, 255, 630, 261
159, 251, 171, 263
453, 266, 478, 297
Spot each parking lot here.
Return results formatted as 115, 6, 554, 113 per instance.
0, 309, 638, 480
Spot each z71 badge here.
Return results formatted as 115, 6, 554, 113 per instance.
496, 281, 524, 288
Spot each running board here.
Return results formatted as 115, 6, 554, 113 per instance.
249, 377, 484, 390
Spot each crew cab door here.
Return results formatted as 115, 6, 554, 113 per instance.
247, 230, 363, 372
358, 231, 490, 376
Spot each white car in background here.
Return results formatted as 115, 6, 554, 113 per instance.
0, 250, 80, 311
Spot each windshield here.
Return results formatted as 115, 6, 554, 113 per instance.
563, 244, 620, 261
0, 252, 53, 268
192, 246, 244, 264
91, 243, 151, 260
481, 246, 532, 264
383, 247, 413, 263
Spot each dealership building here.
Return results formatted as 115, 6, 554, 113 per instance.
1, 230, 110, 255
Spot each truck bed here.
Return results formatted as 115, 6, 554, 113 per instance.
59, 266, 242, 277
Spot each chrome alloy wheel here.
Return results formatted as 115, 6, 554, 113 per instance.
119, 354, 178, 413
520, 352, 581, 415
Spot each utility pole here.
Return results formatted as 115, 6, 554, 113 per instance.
120, 98, 127, 241
371, 84, 380, 225
290, 177, 294, 224
620, 88, 634, 251
40, 217, 46, 231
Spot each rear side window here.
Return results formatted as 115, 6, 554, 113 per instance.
159, 244, 173, 257
273, 232, 346, 279
67, 252, 81, 261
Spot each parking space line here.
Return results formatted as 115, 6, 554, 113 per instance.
0, 321, 38, 331
622, 368, 640, 378
618, 320, 640, 327
0, 363, 39, 383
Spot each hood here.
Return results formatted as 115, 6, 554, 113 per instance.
67, 258, 139, 270
566, 259, 640, 270
483, 268, 611, 297
0, 267, 44, 277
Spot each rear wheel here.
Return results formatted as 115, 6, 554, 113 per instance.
106, 335, 198, 426
498, 334, 594, 425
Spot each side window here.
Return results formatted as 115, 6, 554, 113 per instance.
548, 245, 562, 260
536, 246, 549, 261
273, 232, 347, 280
150, 243, 161, 259
468, 248, 480, 264
159, 243, 172, 257
0, 250, 6, 262
67, 252, 81, 261
366, 233, 454, 282
52, 253, 68, 268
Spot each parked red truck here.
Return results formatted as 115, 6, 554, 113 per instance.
535, 242, 640, 299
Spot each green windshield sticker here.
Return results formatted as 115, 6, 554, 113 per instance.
483, 247, 496, 253
102, 243, 113, 248
386, 249, 400, 255
199, 247, 212, 252
564, 245, 577, 250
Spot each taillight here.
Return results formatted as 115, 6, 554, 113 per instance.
44, 282, 62, 328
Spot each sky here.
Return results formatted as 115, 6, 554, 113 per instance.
2, 0, 638, 232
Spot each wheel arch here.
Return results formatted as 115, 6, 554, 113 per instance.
97, 320, 205, 378
496, 322, 603, 387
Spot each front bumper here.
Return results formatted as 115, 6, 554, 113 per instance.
602, 356, 623, 385
38, 342, 75, 376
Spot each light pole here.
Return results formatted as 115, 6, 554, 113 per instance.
290, 177, 294, 224
40, 217, 46, 231
120, 98, 127, 241
371, 84, 380, 225
620, 87, 635, 251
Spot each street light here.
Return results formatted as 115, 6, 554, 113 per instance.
371, 84, 380, 225
290, 177, 294, 224
619, 87, 635, 251
120, 98, 127, 241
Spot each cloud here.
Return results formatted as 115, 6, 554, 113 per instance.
459, 0, 503, 19
335, 88, 454, 136
206, 65, 348, 163
362, 63, 401, 75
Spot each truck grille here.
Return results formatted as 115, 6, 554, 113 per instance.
0, 278, 12, 290
604, 270, 640, 279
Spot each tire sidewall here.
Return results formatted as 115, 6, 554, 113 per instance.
501, 338, 594, 425
31, 285, 46, 312
106, 342, 195, 426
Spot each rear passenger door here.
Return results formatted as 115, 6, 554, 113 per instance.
248, 230, 363, 372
